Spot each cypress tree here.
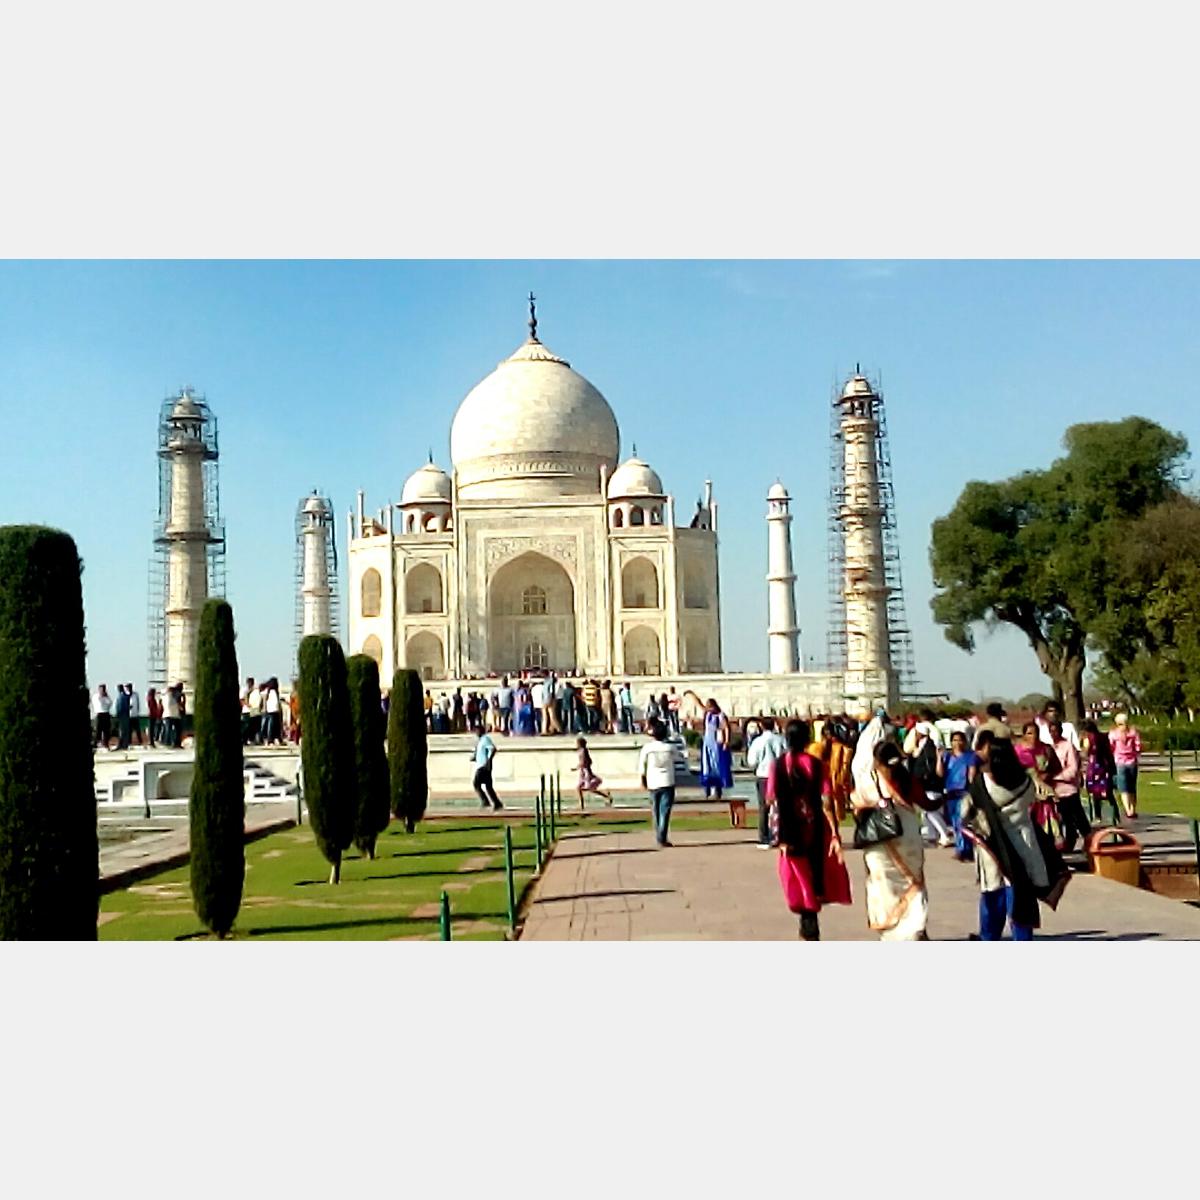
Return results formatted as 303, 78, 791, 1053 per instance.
298, 634, 354, 883
0, 525, 98, 939
189, 598, 244, 937
347, 654, 389, 859
388, 668, 428, 834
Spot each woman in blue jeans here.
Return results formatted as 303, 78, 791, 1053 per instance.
937, 729, 979, 863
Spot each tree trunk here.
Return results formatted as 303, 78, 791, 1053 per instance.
329, 858, 341, 885
1027, 630, 1086, 724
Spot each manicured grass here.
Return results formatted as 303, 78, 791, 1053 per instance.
99, 811, 736, 941
1134, 774, 1200, 821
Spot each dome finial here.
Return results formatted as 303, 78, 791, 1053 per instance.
528, 291, 538, 342
428, 447, 434, 465
632, 441, 638, 457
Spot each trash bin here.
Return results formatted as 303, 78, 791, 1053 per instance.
1086, 827, 1142, 887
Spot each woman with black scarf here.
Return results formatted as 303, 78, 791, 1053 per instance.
961, 731, 1070, 940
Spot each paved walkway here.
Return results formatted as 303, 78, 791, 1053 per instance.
520, 827, 1200, 941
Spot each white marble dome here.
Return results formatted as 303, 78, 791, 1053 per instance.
767, 480, 789, 500
608, 455, 664, 498
402, 461, 452, 505
450, 336, 620, 499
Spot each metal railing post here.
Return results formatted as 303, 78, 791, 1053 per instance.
440, 890, 451, 941
504, 825, 516, 933
1192, 820, 1200, 899
535, 791, 543, 870
549, 776, 557, 842
1169, 745, 1175, 778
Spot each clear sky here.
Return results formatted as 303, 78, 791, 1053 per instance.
2, 260, 1197, 702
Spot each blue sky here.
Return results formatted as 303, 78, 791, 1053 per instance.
2, 260, 1197, 701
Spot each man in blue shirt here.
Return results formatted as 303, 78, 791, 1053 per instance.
472, 729, 503, 810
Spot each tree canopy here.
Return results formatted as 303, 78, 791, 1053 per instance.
930, 416, 1189, 721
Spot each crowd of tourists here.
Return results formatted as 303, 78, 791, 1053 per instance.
424, 673, 682, 738
90, 681, 189, 749
741, 699, 1142, 942
90, 673, 300, 750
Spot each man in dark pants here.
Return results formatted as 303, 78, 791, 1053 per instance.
746, 716, 786, 848
639, 719, 677, 847
471, 729, 503, 810
93, 683, 113, 748
114, 683, 132, 750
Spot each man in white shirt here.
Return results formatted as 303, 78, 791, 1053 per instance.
247, 680, 263, 744
531, 678, 547, 735
746, 717, 787, 849
639, 718, 678, 847
1036, 700, 1080, 751
92, 684, 113, 748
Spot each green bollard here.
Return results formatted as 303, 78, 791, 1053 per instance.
1169, 746, 1175, 779
439, 890, 451, 941
549, 776, 557, 842
556, 770, 563, 818
504, 825, 516, 933
535, 792, 543, 870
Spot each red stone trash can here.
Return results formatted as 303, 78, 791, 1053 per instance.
1086, 827, 1142, 887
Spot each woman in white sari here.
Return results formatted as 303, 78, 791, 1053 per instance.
852, 739, 930, 941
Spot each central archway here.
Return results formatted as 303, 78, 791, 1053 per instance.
487, 552, 576, 675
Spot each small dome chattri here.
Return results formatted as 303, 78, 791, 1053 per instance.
302, 492, 332, 516
402, 461, 452, 505
608, 455, 664, 499
840, 374, 875, 400
767, 480, 789, 500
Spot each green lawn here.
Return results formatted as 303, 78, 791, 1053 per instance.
1135, 773, 1200, 820
99, 811, 736, 941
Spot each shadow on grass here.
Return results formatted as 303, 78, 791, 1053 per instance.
243, 913, 441, 937
534, 888, 674, 904
387, 823, 511, 836
364, 866, 504, 882
384, 843, 502, 858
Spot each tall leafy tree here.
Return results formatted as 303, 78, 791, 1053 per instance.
347, 654, 390, 859
298, 634, 354, 883
930, 417, 1188, 722
0, 526, 98, 939
388, 669, 428, 834
1091, 494, 1200, 712
189, 598, 245, 937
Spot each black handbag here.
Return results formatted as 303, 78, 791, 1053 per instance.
853, 776, 905, 849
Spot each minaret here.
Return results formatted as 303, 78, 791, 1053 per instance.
299, 492, 335, 637
766, 481, 799, 673
158, 388, 221, 695
837, 373, 893, 696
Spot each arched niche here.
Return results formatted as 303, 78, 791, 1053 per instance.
487, 551, 576, 675
361, 568, 382, 618
621, 556, 659, 609
405, 562, 443, 614
624, 626, 661, 675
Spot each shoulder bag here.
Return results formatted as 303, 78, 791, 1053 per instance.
852, 770, 904, 849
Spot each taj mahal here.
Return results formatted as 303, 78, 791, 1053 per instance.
341, 298, 903, 716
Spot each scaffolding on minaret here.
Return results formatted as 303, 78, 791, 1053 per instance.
147, 387, 226, 692
825, 368, 917, 696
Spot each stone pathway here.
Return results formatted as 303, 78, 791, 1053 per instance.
520, 827, 1200, 941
